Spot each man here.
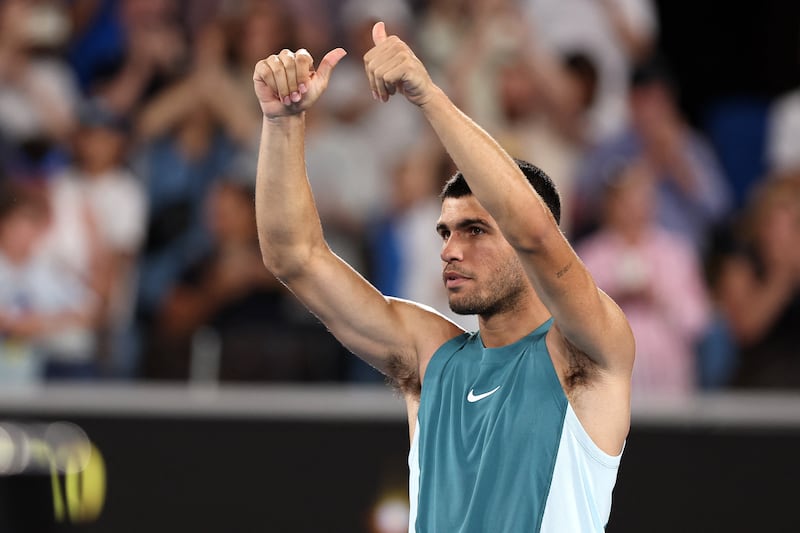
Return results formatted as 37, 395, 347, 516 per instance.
253, 21, 634, 533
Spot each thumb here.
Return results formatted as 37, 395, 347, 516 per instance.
372, 21, 387, 45
316, 47, 347, 81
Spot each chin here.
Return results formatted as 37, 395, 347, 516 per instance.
449, 299, 479, 316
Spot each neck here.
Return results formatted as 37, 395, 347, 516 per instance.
477, 294, 551, 348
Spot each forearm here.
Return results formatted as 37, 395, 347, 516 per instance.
202, 73, 260, 145
135, 78, 200, 140
96, 61, 152, 115
421, 88, 555, 247
421, 82, 630, 366
724, 276, 794, 345
365, 23, 556, 250
255, 113, 326, 278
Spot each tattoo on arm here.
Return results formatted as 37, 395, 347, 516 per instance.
556, 261, 573, 279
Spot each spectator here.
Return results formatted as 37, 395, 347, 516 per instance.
576, 159, 711, 397
134, 17, 260, 149
54, 99, 148, 377
222, 0, 299, 115
304, 0, 421, 274
434, 0, 527, 126
130, 17, 260, 332
0, 181, 97, 384
410, 0, 468, 90
716, 176, 800, 389
521, 0, 658, 141
419, 0, 600, 237
491, 49, 600, 236
146, 178, 343, 382
0, 0, 79, 175
572, 58, 732, 249
326, 0, 421, 164
73, 0, 188, 116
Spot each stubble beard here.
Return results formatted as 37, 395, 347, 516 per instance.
448, 263, 528, 318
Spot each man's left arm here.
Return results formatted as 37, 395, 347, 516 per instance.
365, 22, 635, 375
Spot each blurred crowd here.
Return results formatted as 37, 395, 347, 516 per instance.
1, 0, 799, 398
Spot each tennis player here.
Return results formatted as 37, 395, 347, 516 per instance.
253, 21, 634, 532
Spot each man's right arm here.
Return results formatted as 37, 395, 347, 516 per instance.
253, 49, 460, 384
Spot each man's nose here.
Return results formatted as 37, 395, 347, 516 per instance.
441, 234, 464, 262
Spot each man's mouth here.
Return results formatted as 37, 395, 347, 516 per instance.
443, 270, 470, 288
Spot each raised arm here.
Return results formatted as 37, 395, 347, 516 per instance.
252, 47, 460, 391
364, 22, 634, 377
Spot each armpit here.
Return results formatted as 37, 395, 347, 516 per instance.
386, 353, 421, 399
562, 335, 598, 393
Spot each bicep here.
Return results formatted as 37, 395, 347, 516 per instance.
280, 246, 460, 377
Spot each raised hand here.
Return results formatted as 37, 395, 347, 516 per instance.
363, 22, 436, 106
253, 47, 346, 118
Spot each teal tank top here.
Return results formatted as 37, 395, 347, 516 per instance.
412, 318, 568, 532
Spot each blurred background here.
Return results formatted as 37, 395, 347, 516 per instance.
0, 0, 799, 531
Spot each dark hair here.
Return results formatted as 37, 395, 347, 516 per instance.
629, 55, 678, 96
440, 158, 561, 225
0, 180, 49, 223
562, 51, 599, 110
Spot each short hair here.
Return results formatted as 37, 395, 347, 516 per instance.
629, 55, 679, 98
562, 51, 599, 110
0, 180, 49, 223
440, 158, 561, 225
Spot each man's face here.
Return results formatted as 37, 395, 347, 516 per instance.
436, 196, 529, 317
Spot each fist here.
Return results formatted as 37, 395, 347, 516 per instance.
253, 47, 347, 118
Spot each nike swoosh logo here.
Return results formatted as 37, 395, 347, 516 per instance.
467, 386, 501, 403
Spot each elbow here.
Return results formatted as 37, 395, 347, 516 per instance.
260, 247, 299, 281
504, 207, 562, 255
259, 238, 320, 282
511, 235, 545, 255
508, 226, 558, 255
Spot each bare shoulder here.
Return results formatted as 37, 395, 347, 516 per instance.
384, 297, 465, 399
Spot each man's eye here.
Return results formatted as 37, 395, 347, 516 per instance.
470, 227, 484, 235
439, 231, 450, 240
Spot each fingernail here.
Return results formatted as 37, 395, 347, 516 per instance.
283, 95, 291, 105
372, 90, 378, 100
291, 91, 301, 102
299, 83, 308, 94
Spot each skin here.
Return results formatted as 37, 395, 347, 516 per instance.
253, 22, 634, 454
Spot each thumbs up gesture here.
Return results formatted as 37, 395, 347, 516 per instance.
253, 47, 347, 118
364, 22, 437, 107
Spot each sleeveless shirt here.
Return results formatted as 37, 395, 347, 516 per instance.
408, 318, 623, 532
